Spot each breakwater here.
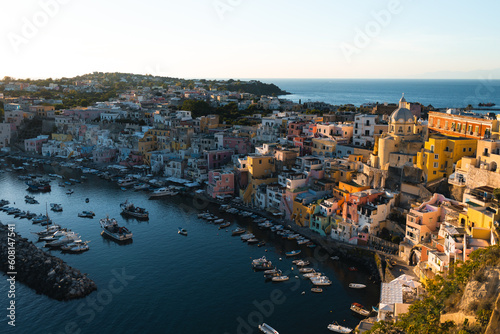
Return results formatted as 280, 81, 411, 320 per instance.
0, 223, 97, 301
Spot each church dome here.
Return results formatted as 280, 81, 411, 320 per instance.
390, 107, 414, 123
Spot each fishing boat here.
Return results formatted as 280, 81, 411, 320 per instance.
32, 214, 52, 225
285, 250, 301, 257
349, 283, 367, 289
258, 323, 279, 334
350, 303, 371, 317
26, 180, 51, 192
252, 256, 273, 271
327, 322, 352, 333
178, 227, 188, 236
100, 217, 133, 241
50, 203, 63, 212
78, 211, 95, 218
299, 267, 314, 273
311, 277, 332, 286
120, 200, 149, 219
311, 287, 323, 293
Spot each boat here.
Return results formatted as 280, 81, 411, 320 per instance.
45, 232, 80, 248
252, 256, 273, 271
66, 189, 74, 194
213, 218, 224, 224
178, 227, 188, 236
120, 201, 149, 219
149, 187, 177, 198
32, 224, 62, 237
232, 227, 246, 236
219, 221, 231, 229
306, 242, 316, 248
61, 240, 90, 253
117, 176, 137, 187
350, 303, 371, 317
285, 250, 301, 257
258, 323, 279, 334
299, 267, 314, 273
331, 256, 340, 261
241, 233, 255, 241
327, 322, 352, 333
26, 180, 51, 192
78, 211, 95, 218
32, 214, 52, 225
348, 267, 358, 272
133, 183, 149, 191
349, 283, 367, 289
100, 217, 133, 241
311, 277, 332, 286
50, 203, 63, 212
293, 260, 310, 266
297, 238, 310, 245
272, 275, 289, 282
479, 102, 496, 107
247, 238, 259, 244
311, 287, 323, 293
85, 198, 90, 203
264, 268, 279, 275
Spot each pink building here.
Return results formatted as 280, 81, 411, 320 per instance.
24, 136, 49, 153
63, 109, 104, 121
92, 148, 118, 164
207, 170, 235, 198
205, 149, 234, 170
287, 122, 306, 141
223, 137, 252, 155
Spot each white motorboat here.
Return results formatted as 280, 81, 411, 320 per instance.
45, 232, 80, 248
350, 303, 371, 317
258, 323, 279, 334
299, 267, 314, 273
213, 218, 224, 224
349, 283, 367, 289
232, 227, 246, 236
327, 322, 352, 333
117, 176, 137, 187
149, 187, 177, 198
61, 240, 90, 253
240, 233, 255, 241
78, 211, 95, 218
311, 277, 332, 286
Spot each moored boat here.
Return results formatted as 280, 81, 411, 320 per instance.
327, 322, 352, 333
61, 240, 90, 253
120, 200, 149, 219
100, 217, 133, 241
350, 302, 371, 317
285, 250, 301, 257
178, 227, 188, 236
231, 227, 246, 236
311, 287, 323, 293
78, 211, 95, 218
271, 275, 289, 282
349, 283, 367, 289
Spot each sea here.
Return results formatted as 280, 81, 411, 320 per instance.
261, 79, 500, 109
0, 161, 379, 334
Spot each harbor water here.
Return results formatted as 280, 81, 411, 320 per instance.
0, 162, 379, 334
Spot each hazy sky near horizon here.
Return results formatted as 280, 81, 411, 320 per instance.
1, 0, 500, 80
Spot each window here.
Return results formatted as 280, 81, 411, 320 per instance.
434, 154, 438, 159
434, 162, 438, 168
475, 126, 479, 133
433, 171, 437, 174
463, 148, 466, 152
469, 147, 472, 152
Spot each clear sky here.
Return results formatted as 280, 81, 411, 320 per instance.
1, 0, 500, 80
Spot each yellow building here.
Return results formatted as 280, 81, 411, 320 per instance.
292, 199, 318, 227
337, 181, 369, 196
416, 135, 477, 183
242, 155, 278, 204
51, 133, 73, 142
312, 138, 336, 157
459, 205, 499, 240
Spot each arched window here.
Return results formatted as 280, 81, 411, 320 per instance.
398, 126, 403, 133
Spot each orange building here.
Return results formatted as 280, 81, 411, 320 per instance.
428, 111, 499, 139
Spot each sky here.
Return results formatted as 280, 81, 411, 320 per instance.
1, 0, 500, 80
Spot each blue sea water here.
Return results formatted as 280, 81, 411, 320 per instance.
261, 79, 500, 109
0, 163, 379, 334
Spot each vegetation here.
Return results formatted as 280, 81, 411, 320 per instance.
367, 245, 500, 334
493, 188, 500, 202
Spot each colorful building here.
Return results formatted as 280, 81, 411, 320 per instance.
207, 170, 235, 198
428, 111, 500, 140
